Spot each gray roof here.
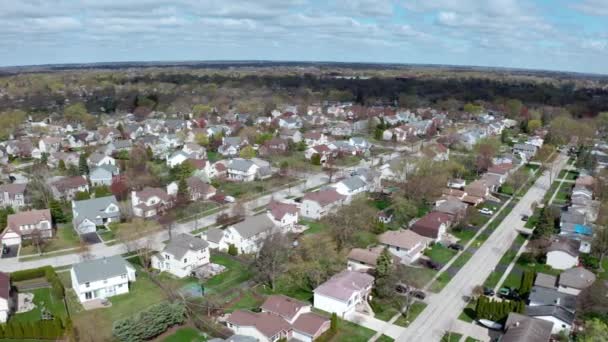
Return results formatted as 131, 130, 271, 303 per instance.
513, 143, 537, 152
205, 228, 224, 244
526, 305, 575, 324
228, 158, 256, 172
340, 176, 367, 191
90, 164, 118, 177
529, 286, 576, 311
561, 211, 586, 225
230, 215, 275, 239
558, 267, 596, 290
534, 273, 557, 289
223, 137, 241, 146
502, 313, 553, 342
163, 233, 208, 259
72, 195, 119, 225
72, 256, 132, 284
435, 198, 467, 216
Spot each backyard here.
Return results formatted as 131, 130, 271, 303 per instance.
203, 253, 254, 295
9, 287, 68, 323
162, 327, 207, 342
214, 176, 300, 199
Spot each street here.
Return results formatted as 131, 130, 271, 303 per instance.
393, 153, 569, 342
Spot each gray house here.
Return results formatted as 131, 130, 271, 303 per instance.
72, 196, 121, 234
89, 164, 120, 187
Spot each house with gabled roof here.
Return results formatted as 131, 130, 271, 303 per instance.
72, 196, 121, 235
1, 209, 52, 247
410, 211, 452, 242
151, 233, 210, 278
266, 200, 299, 230
378, 229, 431, 264
131, 187, 173, 218
50, 176, 89, 200
0, 183, 26, 209
89, 164, 120, 187
300, 189, 346, 219
313, 270, 374, 317
227, 158, 259, 182
221, 214, 277, 254
70, 256, 136, 303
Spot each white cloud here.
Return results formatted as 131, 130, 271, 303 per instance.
572, 0, 608, 16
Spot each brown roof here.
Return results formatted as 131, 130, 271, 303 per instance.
487, 163, 514, 175
267, 200, 298, 221
347, 246, 384, 266
186, 158, 208, 170
548, 237, 580, 257
303, 189, 345, 207
51, 176, 88, 192
378, 230, 430, 250
136, 187, 171, 202
464, 180, 489, 198
313, 270, 374, 302
312, 144, 331, 154
227, 311, 291, 338
442, 188, 465, 198
411, 212, 452, 239
186, 177, 216, 196
261, 295, 308, 321
0, 272, 9, 300
0, 183, 26, 196
7, 209, 51, 233
292, 312, 330, 337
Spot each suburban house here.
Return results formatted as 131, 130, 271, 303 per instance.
331, 176, 368, 199
0, 183, 27, 209
166, 150, 192, 168
227, 159, 259, 182
556, 267, 596, 296
259, 138, 288, 156
0, 272, 10, 323
87, 152, 116, 168
464, 180, 490, 201
201, 228, 225, 250
151, 233, 210, 278
434, 198, 468, 223
89, 164, 120, 187
38, 136, 62, 154
546, 237, 580, 270
218, 137, 244, 156
50, 176, 89, 200
346, 246, 397, 272
266, 200, 299, 230
226, 311, 291, 341
300, 189, 346, 219
303, 132, 327, 147
304, 144, 333, 163
410, 211, 452, 242
313, 270, 374, 317
131, 187, 173, 218
70, 256, 136, 303
526, 286, 576, 334
1, 209, 53, 247
221, 214, 277, 254
512, 143, 538, 161
378, 229, 431, 264
72, 196, 121, 235
502, 313, 552, 342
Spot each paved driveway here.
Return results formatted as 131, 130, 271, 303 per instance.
81, 232, 102, 245
394, 153, 569, 342
1, 245, 19, 259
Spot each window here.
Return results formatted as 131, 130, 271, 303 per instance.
183, 258, 188, 264
85, 282, 90, 288
165, 254, 170, 260
121, 274, 127, 279
85, 292, 92, 300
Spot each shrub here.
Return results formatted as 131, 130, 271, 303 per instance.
228, 244, 238, 256
581, 254, 600, 270
112, 302, 186, 341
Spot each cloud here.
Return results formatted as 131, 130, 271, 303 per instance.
335, 0, 394, 17
572, 0, 608, 16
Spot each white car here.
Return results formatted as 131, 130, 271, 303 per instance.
479, 208, 494, 215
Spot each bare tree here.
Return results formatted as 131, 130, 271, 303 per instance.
77, 240, 93, 261
254, 233, 291, 290
29, 229, 48, 255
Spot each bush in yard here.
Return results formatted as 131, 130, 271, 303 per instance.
112, 302, 186, 341
475, 296, 525, 323
581, 254, 600, 270
519, 271, 535, 298
330, 313, 338, 332
228, 244, 238, 256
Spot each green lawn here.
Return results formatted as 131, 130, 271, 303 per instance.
9, 288, 68, 323
429, 272, 452, 293
224, 291, 265, 313
441, 332, 463, 342
19, 224, 81, 255
376, 335, 395, 342
459, 300, 476, 323
302, 220, 328, 235
316, 315, 376, 342
163, 327, 207, 342
424, 244, 457, 265
334, 155, 362, 167
207, 151, 220, 163
394, 302, 427, 327
465, 337, 481, 342
598, 259, 608, 280
203, 254, 253, 294
452, 251, 473, 268
452, 228, 477, 244
399, 266, 437, 289
558, 170, 579, 180
215, 176, 298, 199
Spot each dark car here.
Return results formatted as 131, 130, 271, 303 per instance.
483, 287, 495, 296
1, 245, 8, 255
424, 260, 441, 270
449, 243, 464, 251
395, 284, 409, 294
411, 290, 426, 300
521, 215, 529, 221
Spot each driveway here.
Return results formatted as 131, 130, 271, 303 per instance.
80, 232, 102, 245
1, 245, 19, 259
392, 153, 569, 342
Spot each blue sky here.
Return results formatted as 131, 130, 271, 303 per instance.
1, 0, 607, 74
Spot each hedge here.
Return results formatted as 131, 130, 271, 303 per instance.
112, 302, 186, 342
10, 266, 64, 300
0, 318, 65, 340
475, 296, 525, 323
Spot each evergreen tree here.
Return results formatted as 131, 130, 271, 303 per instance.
78, 153, 89, 175
58, 159, 66, 172
146, 145, 154, 160
49, 200, 65, 224
12, 322, 23, 339
176, 177, 190, 205
375, 247, 392, 278
228, 244, 238, 256
331, 313, 338, 332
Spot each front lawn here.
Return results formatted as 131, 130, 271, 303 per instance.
399, 265, 437, 289
9, 288, 68, 323
452, 227, 478, 245
19, 224, 81, 255
316, 315, 376, 342
215, 176, 299, 199
424, 244, 457, 266
203, 254, 253, 294
302, 220, 329, 235
394, 302, 427, 327
441, 332, 463, 342
163, 327, 207, 342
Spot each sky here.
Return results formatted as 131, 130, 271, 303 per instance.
1, 0, 607, 74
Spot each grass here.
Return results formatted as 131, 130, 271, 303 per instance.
459, 300, 476, 323
302, 220, 329, 235
465, 337, 481, 342
98, 229, 115, 242
452, 251, 473, 268
9, 288, 68, 323
558, 170, 579, 180
215, 176, 299, 199
224, 291, 264, 313
316, 315, 376, 342
203, 254, 253, 294
19, 249, 75, 262
441, 332, 463, 342
399, 265, 437, 290
429, 272, 452, 293
376, 335, 395, 342
19, 224, 81, 255
163, 327, 207, 342
172, 201, 221, 221
334, 155, 363, 167
207, 151, 220, 163
394, 302, 427, 327
424, 244, 457, 265
452, 228, 477, 245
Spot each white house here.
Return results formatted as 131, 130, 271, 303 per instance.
151, 233, 210, 278
227, 158, 259, 182
299, 189, 346, 220
1, 209, 53, 247
313, 270, 374, 317
266, 200, 299, 230
70, 256, 136, 303
0, 272, 11, 323
72, 196, 121, 235
331, 176, 368, 199
131, 187, 173, 218
89, 164, 120, 187
87, 152, 116, 168
166, 150, 191, 168
221, 215, 277, 254
0, 183, 26, 209
378, 229, 431, 264
546, 238, 580, 270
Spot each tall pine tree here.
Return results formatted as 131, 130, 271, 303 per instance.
78, 153, 89, 175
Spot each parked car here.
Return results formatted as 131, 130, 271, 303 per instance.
449, 243, 464, 251
395, 283, 409, 294
483, 287, 495, 296
224, 196, 235, 203
498, 287, 511, 298
479, 208, 494, 215
423, 259, 441, 270
411, 290, 426, 300
521, 215, 529, 221
1, 245, 8, 255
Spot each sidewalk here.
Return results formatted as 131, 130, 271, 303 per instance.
343, 312, 405, 339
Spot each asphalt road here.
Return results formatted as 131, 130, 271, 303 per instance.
394, 153, 569, 342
